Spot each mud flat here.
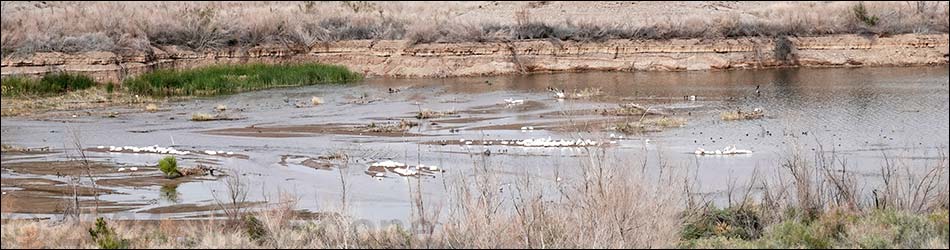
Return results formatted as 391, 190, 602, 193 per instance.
202, 123, 424, 138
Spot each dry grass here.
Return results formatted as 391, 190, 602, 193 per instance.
601, 103, 650, 116
0, 88, 156, 117
310, 96, 324, 106
190, 113, 241, 122
415, 109, 456, 119
358, 119, 420, 133
721, 109, 765, 121
191, 113, 215, 122
614, 117, 687, 134
1, 1, 946, 56
144, 103, 159, 112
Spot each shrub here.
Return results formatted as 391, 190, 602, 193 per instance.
148, 7, 232, 50
682, 207, 764, 241
852, 2, 879, 27
774, 36, 794, 63
244, 215, 267, 244
862, 210, 938, 248
760, 220, 832, 249
88, 218, 130, 249
158, 156, 181, 179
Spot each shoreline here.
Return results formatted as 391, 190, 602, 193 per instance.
2, 34, 947, 82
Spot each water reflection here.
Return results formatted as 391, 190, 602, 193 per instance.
160, 184, 180, 203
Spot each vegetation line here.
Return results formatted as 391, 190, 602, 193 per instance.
1, 63, 362, 98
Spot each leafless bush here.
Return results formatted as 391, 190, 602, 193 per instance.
146, 7, 233, 50
876, 151, 948, 213
441, 146, 684, 248
776, 146, 864, 220
758, 145, 949, 224
213, 170, 250, 221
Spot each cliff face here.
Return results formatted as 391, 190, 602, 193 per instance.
1, 34, 947, 82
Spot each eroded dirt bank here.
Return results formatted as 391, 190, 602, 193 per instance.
2, 34, 947, 82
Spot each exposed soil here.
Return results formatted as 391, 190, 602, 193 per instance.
140, 202, 264, 214
202, 123, 424, 138
1, 160, 121, 176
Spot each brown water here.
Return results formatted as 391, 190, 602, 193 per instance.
2, 66, 948, 222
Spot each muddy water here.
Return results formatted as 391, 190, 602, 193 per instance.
2, 66, 948, 222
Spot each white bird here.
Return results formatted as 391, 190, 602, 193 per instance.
688, 95, 697, 101
97, 146, 105, 149
374, 172, 385, 177
393, 166, 418, 176
465, 141, 473, 145
117, 168, 127, 172
372, 160, 406, 168
129, 167, 139, 172
504, 98, 525, 105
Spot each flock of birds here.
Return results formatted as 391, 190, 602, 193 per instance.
452, 137, 609, 148
370, 160, 441, 177
100, 145, 191, 156
694, 145, 753, 156
99, 145, 234, 156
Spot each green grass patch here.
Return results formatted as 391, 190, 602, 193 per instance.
123, 63, 362, 97
1, 73, 97, 97
158, 156, 181, 179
